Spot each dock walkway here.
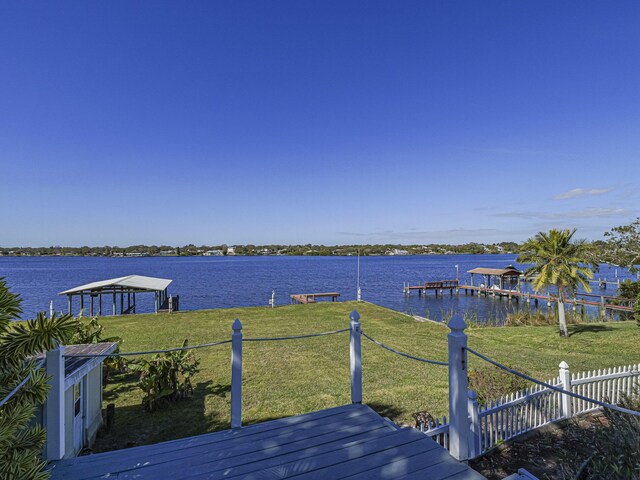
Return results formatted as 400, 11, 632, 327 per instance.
458, 285, 634, 314
290, 292, 340, 304
49, 404, 484, 479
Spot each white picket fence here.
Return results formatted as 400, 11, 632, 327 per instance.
421, 362, 640, 456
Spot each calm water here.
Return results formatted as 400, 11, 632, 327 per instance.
0, 255, 633, 322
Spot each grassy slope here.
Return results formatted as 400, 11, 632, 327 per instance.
94, 301, 640, 452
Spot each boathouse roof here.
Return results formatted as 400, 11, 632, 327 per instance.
59, 275, 172, 295
467, 267, 522, 276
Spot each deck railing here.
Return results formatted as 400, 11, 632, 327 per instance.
420, 349, 640, 458
43, 309, 640, 463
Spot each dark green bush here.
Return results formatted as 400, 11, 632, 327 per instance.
468, 364, 530, 405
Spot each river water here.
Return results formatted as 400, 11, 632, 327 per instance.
0, 254, 632, 322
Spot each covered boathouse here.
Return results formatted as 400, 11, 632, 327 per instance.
59, 275, 177, 316
467, 266, 522, 290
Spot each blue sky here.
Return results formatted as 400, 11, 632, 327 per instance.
1, 1, 638, 246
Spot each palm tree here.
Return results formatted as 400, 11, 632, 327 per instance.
0, 278, 76, 480
517, 229, 594, 337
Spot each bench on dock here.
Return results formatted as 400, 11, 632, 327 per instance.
290, 292, 340, 304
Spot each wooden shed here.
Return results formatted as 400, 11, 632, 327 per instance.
35, 343, 117, 458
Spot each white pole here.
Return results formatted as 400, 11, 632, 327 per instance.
271, 290, 275, 308
231, 319, 243, 428
349, 310, 362, 404
46, 345, 65, 460
468, 390, 481, 458
448, 314, 469, 461
559, 361, 572, 418
49, 301, 54, 319
357, 251, 362, 302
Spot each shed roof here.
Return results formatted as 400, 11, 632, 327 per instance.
467, 267, 522, 276
59, 275, 172, 295
34, 342, 117, 388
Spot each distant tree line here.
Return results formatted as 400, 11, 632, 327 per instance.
0, 242, 522, 257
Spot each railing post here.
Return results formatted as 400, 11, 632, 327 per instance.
350, 310, 362, 404
46, 345, 65, 461
448, 314, 469, 461
468, 390, 482, 458
559, 361, 572, 419
231, 319, 243, 428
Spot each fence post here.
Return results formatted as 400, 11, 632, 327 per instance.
559, 361, 572, 419
468, 390, 481, 458
350, 310, 363, 404
448, 314, 469, 461
46, 345, 65, 461
231, 319, 243, 428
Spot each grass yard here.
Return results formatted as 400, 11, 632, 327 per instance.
93, 301, 640, 452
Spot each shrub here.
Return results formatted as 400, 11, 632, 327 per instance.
580, 387, 640, 479
129, 340, 200, 412
468, 364, 530, 405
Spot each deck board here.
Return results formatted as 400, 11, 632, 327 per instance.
48, 404, 485, 480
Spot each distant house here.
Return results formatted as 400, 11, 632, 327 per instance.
203, 249, 224, 256
158, 249, 177, 256
226, 247, 236, 256
388, 249, 409, 256
36, 343, 117, 459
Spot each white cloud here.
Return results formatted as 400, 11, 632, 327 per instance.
494, 208, 629, 220
554, 188, 612, 200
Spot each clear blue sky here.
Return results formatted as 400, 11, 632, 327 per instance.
1, 1, 638, 246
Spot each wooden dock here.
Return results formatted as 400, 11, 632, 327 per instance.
457, 285, 634, 316
291, 292, 340, 304
403, 280, 459, 297
401, 278, 635, 317
49, 404, 485, 479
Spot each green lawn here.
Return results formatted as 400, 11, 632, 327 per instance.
94, 301, 640, 452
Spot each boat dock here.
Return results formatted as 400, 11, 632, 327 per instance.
402, 279, 634, 317
458, 285, 633, 312
402, 280, 459, 296
291, 292, 341, 304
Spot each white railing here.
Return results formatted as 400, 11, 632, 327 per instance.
477, 377, 562, 451
419, 415, 449, 450
571, 364, 640, 415
421, 361, 640, 456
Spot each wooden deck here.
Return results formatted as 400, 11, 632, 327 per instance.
48, 404, 484, 479
290, 292, 340, 304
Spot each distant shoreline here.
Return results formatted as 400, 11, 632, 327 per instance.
1, 243, 521, 257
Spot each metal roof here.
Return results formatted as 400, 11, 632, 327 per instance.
33, 342, 117, 388
59, 275, 172, 295
467, 267, 522, 276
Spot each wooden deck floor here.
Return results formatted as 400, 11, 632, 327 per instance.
49, 404, 485, 479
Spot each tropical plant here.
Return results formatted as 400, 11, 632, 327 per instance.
0, 277, 77, 480
128, 340, 200, 412
517, 229, 595, 337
